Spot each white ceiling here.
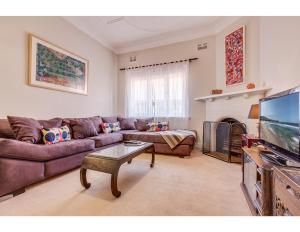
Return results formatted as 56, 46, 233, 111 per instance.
63, 16, 240, 54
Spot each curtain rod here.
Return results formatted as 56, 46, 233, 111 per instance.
119, 58, 198, 71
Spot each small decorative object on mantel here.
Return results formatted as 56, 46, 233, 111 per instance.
247, 83, 256, 89
225, 26, 245, 86
29, 34, 88, 95
210, 89, 223, 95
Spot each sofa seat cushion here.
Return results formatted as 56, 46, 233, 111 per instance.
89, 133, 123, 147
0, 139, 95, 161
119, 130, 195, 145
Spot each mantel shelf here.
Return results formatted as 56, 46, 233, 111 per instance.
194, 87, 272, 102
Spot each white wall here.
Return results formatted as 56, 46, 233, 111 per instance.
118, 36, 216, 145
260, 17, 300, 95
206, 16, 261, 135
0, 17, 118, 119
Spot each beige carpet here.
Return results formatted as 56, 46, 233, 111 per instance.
0, 149, 250, 216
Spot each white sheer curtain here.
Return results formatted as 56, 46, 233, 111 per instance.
125, 61, 189, 118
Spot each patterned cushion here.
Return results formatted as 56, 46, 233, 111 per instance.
42, 126, 71, 145
101, 122, 121, 134
146, 121, 169, 132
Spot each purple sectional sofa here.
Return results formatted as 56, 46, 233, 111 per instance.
0, 117, 196, 198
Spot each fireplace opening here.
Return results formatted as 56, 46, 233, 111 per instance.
203, 118, 247, 163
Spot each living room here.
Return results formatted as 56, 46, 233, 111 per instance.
1, 0, 300, 231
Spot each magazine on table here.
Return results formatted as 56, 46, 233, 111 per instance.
124, 140, 146, 146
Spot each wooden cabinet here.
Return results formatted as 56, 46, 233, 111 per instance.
273, 167, 300, 216
241, 147, 274, 215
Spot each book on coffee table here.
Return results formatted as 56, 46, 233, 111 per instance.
124, 140, 146, 146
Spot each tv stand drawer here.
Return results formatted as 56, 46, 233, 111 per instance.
274, 168, 300, 216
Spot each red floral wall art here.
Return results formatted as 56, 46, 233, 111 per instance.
225, 26, 245, 86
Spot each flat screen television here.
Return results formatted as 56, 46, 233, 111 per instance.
260, 86, 300, 161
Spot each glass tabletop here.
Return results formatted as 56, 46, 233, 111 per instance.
86, 142, 153, 160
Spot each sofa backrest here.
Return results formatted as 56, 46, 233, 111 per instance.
0, 119, 15, 139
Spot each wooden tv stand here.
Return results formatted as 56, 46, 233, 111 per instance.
241, 147, 274, 215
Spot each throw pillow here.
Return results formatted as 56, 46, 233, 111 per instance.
146, 121, 169, 132
69, 119, 98, 139
134, 118, 154, 131
102, 116, 118, 123
117, 117, 136, 130
38, 118, 63, 129
134, 121, 147, 131
0, 119, 15, 139
7, 116, 65, 144
101, 122, 121, 134
7, 116, 43, 143
63, 116, 102, 133
41, 126, 71, 145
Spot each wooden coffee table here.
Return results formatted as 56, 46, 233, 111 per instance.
80, 142, 155, 197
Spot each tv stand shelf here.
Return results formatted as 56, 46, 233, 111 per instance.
241, 147, 274, 216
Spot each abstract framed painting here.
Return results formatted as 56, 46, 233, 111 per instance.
225, 26, 245, 86
29, 34, 88, 95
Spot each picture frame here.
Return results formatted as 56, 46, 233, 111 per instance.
225, 25, 245, 86
28, 34, 88, 95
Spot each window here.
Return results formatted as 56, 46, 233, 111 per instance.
125, 62, 189, 118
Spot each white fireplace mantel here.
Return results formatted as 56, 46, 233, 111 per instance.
194, 87, 272, 102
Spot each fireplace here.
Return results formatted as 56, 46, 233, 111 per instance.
202, 118, 247, 163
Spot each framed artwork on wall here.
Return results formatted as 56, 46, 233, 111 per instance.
28, 34, 88, 95
225, 26, 245, 86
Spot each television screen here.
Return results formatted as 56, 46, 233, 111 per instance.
260, 92, 300, 155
